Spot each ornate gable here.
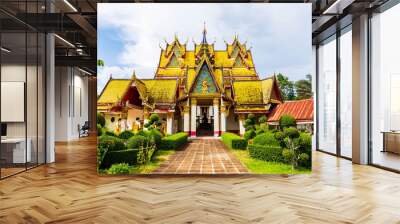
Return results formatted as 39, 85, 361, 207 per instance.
190, 58, 220, 96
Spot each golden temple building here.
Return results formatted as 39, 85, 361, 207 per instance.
97, 27, 282, 137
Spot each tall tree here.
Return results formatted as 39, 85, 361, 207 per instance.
276, 73, 295, 101
295, 74, 312, 100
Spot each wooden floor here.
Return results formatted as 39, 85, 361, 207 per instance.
0, 136, 400, 223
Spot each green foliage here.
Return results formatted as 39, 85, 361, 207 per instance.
107, 163, 130, 175
244, 113, 256, 131
105, 130, 116, 137
145, 114, 162, 130
277, 73, 295, 100
248, 144, 283, 162
258, 115, 267, 124
279, 115, 297, 129
298, 153, 311, 168
98, 135, 126, 151
244, 129, 256, 141
255, 123, 269, 135
137, 142, 157, 165
118, 130, 135, 140
160, 132, 188, 150
282, 149, 295, 164
295, 74, 312, 100
221, 132, 247, 150
274, 131, 285, 142
252, 132, 280, 146
101, 149, 139, 168
97, 124, 103, 136
97, 112, 106, 127
97, 59, 105, 67
149, 129, 163, 148
284, 127, 300, 139
126, 135, 147, 149
298, 132, 312, 153
97, 146, 108, 169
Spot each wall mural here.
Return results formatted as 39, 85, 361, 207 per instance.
193, 64, 217, 94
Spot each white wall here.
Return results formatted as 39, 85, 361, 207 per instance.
55, 67, 89, 141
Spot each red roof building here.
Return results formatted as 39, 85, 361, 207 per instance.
267, 99, 314, 124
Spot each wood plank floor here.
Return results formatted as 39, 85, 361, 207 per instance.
0, 136, 400, 223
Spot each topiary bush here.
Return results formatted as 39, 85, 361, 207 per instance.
248, 144, 283, 162
101, 149, 139, 168
274, 131, 285, 142
252, 132, 280, 146
221, 132, 247, 150
118, 130, 135, 140
282, 148, 295, 164
258, 115, 267, 124
283, 127, 300, 139
98, 135, 126, 151
97, 112, 106, 127
149, 129, 163, 148
298, 132, 312, 153
244, 129, 256, 141
97, 124, 104, 136
105, 130, 116, 137
279, 114, 296, 129
126, 135, 147, 149
298, 153, 311, 168
160, 132, 188, 150
107, 163, 130, 174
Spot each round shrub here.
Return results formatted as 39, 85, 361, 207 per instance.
149, 113, 160, 123
105, 130, 116, 137
98, 135, 126, 151
119, 130, 135, 140
253, 132, 280, 146
284, 127, 300, 139
149, 129, 162, 147
244, 118, 255, 131
298, 132, 312, 153
107, 163, 130, 175
258, 115, 267, 123
248, 113, 255, 120
274, 131, 285, 142
279, 115, 296, 129
282, 149, 295, 164
97, 113, 106, 127
97, 124, 103, 136
127, 135, 147, 149
298, 153, 310, 168
244, 129, 256, 141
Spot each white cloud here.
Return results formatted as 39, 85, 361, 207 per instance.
98, 3, 311, 93
97, 66, 132, 93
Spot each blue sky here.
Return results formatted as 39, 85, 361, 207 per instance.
98, 3, 312, 93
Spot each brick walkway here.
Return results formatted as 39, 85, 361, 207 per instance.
153, 139, 248, 174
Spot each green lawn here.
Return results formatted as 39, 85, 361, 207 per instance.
128, 149, 175, 174
231, 149, 311, 174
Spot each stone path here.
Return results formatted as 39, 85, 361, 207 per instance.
153, 139, 248, 174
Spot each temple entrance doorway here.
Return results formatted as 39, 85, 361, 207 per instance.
196, 104, 214, 136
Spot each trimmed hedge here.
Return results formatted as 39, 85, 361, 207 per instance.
248, 144, 283, 162
98, 135, 126, 151
118, 130, 135, 140
221, 132, 247, 150
101, 149, 139, 168
160, 132, 188, 150
126, 135, 147, 149
253, 132, 280, 146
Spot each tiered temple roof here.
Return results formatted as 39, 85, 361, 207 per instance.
98, 29, 282, 114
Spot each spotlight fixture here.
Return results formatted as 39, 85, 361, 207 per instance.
63, 0, 78, 12
1, 47, 11, 53
54, 34, 75, 48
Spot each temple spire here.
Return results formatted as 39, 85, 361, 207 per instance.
201, 22, 207, 44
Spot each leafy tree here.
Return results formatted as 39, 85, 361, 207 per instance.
295, 74, 312, 100
97, 59, 105, 67
276, 73, 295, 100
